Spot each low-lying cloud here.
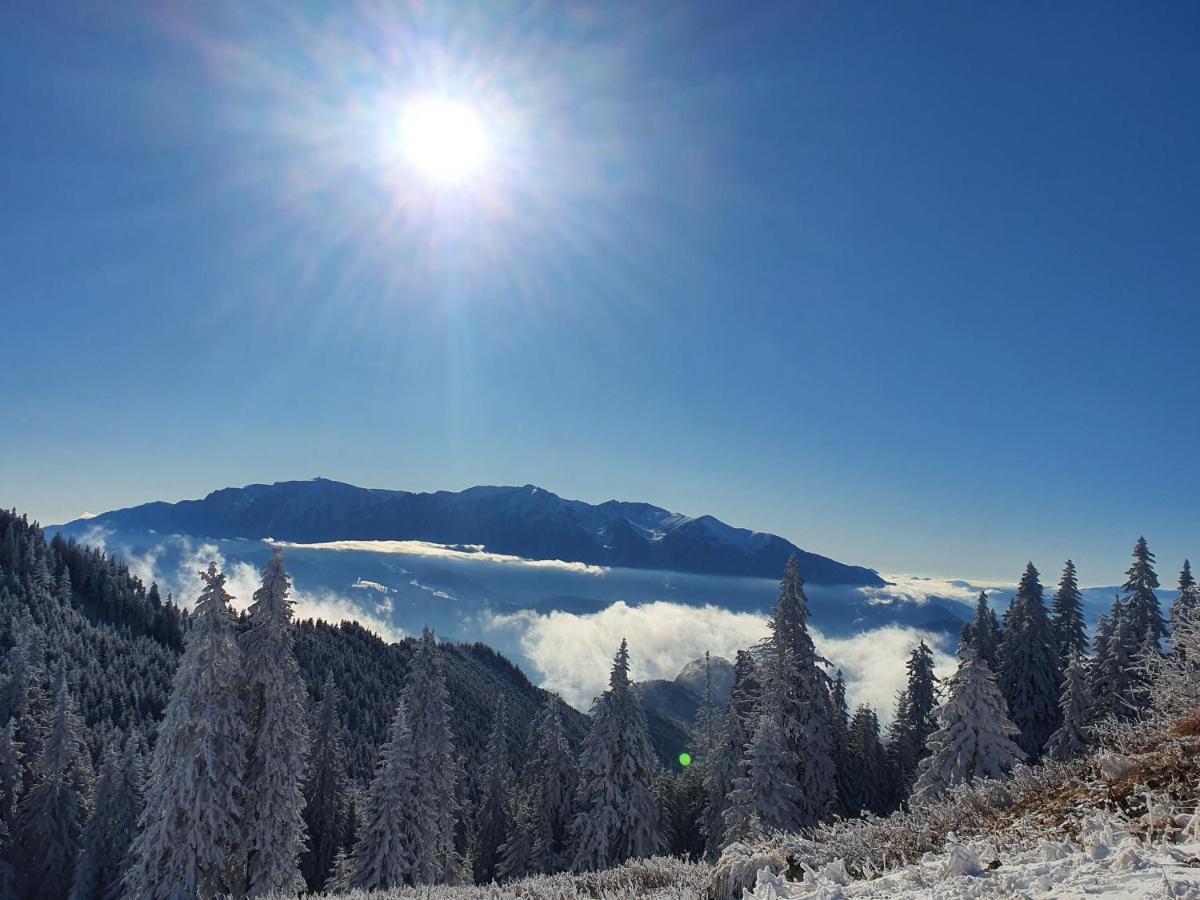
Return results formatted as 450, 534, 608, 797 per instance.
268, 538, 607, 575
486, 600, 956, 715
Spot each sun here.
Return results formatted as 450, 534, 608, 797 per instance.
401, 97, 489, 185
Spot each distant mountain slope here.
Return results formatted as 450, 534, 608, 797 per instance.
64, 479, 885, 586
638, 656, 735, 728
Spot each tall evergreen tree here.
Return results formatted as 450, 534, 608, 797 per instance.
964, 592, 1001, 669
239, 548, 309, 897
124, 563, 247, 900
401, 628, 462, 886
0, 623, 46, 796
887, 642, 940, 801
1170, 560, 1198, 644
301, 672, 345, 892
761, 556, 836, 827
349, 700, 419, 891
1091, 601, 1138, 720
17, 671, 92, 900
912, 649, 1024, 802
845, 705, 889, 816
1045, 652, 1093, 761
69, 732, 144, 900
722, 710, 801, 842
830, 670, 852, 817
701, 654, 756, 860
571, 639, 660, 871
997, 563, 1062, 759
1122, 536, 1164, 649
1051, 560, 1088, 663
0, 722, 21, 845
474, 696, 512, 883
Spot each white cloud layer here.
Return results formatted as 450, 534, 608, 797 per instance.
872, 572, 1016, 607
486, 600, 956, 715
267, 538, 606, 575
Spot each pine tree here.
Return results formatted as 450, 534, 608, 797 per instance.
571, 639, 660, 871
68, 732, 144, 900
761, 556, 836, 827
701, 652, 756, 860
239, 548, 309, 897
887, 641, 941, 801
1092, 601, 1139, 720
722, 711, 801, 841
997, 563, 1062, 759
1170, 560, 1198, 645
124, 563, 247, 899
728, 650, 759, 728
17, 671, 92, 900
495, 792, 534, 882
1122, 536, 1164, 649
301, 672, 345, 892
524, 697, 577, 875
965, 592, 1001, 668
402, 628, 462, 886
349, 700, 419, 891
1051, 560, 1088, 664
912, 649, 1024, 802
474, 696, 512, 883
1046, 652, 1093, 761
845, 705, 889, 816
830, 670, 852, 817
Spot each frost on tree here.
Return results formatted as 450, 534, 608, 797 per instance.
17, 670, 92, 900
888, 642, 940, 802
997, 563, 1062, 759
239, 548, 309, 897
349, 700, 420, 891
1051, 560, 1088, 664
912, 648, 1024, 802
1046, 652, 1093, 761
124, 563, 247, 900
1122, 536, 1164, 649
401, 627, 463, 886
702, 654, 754, 860
69, 731, 144, 900
571, 639, 661, 872
474, 696, 512, 883
722, 710, 801, 842
845, 705, 889, 816
960, 591, 1001, 669
1091, 600, 1139, 720
762, 556, 836, 827
1170, 560, 1198, 644
301, 671, 345, 892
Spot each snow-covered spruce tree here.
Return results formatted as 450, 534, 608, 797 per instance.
722, 709, 801, 842
830, 670, 852, 817
1170, 560, 1198, 647
1092, 600, 1139, 720
962, 591, 1001, 669
17, 670, 92, 900
68, 731, 143, 900
845, 705, 889, 816
401, 628, 463, 886
1051, 559, 1088, 664
301, 671, 345, 892
571, 639, 661, 872
349, 699, 420, 891
702, 653, 757, 861
911, 648, 1024, 802
124, 563, 247, 900
997, 563, 1062, 759
761, 555, 836, 827
887, 641, 941, 801
0, 722, 21, 843
728, 649, 760, 729
238, 548, 309, 897
1122, 536, 1164, 649
496, 792, 534, 882
0, 622, 46, 795
525, 696, 577, 875
474, 696, 512, 883
1045, 652, 1092, 761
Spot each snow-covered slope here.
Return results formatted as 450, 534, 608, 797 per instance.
57, 478, 884, 585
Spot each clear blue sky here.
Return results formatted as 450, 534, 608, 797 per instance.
3, 1, 1198, 584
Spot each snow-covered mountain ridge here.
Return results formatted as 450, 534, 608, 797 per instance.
59, 478, 884, 585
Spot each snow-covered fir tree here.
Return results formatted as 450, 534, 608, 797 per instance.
1045, 652, 1093, 761
522, 696, 577, 875
830, 670, 853, 817
1122, 536, 1164, 649
17, 670, 92, 900
912, 648, 1025, 802
571, 639, 661, 871
702, 654, 755, 860
401, 628, 463, 886
68, 731, 143, 900
0, 722, 20, 843
845, 705, 889, 816
1092, 600, 1139, 720
301, 671, 345, 892
1051, 559, 1088, 663
474, 696, 512, 883
761, 556, 836, 827
997, 563, 1062, 759
962, 591, 1001, 669
495, 792, 534, 883
722, 709, 801, 842
238, 548, 309, 897
1170, 560, 1198, 644
124, 563, 247, 900
349, 699, 419, 891
887, 641, 941, 801
0, 622, 46, 796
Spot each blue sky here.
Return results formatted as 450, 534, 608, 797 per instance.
3, 1, 1198, 584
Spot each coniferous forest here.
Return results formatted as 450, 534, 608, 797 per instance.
0, 505, 1196, 898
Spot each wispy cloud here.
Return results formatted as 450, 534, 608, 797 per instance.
872, 572, 1016, 607
485, 600, 956, 715
267, 538, 607, 575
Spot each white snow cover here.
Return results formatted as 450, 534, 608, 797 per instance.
744, 811, 1200, 898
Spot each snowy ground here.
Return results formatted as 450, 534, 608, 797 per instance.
746, 812, 1200, 899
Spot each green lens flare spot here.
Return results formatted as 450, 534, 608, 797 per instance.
678, 752, 692, 767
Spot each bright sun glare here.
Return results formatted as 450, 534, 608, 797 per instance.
401, 97, 488, 185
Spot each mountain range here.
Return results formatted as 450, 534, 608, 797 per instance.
64, 478, 885, 585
